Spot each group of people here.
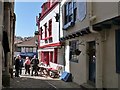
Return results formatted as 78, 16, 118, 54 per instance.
14, 55, 39, 77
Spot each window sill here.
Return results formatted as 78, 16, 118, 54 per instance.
70, 59, 78, 63
41, 36, 52, 40
63, 21, 75, 30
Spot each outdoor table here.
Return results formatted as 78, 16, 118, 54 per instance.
38, 66, 50, 77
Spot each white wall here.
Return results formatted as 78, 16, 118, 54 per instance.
40, 4, 60, 46
64, 41, 70, 72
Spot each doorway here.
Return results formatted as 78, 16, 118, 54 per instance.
87, 41, 96, 85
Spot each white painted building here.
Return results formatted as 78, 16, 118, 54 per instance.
36, 0, 64, 70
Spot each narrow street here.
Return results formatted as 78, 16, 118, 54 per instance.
2, 68, 81, 90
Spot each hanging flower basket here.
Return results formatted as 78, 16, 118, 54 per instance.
75, 49, 81, 55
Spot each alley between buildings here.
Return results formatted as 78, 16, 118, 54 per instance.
2, 68, 81, 90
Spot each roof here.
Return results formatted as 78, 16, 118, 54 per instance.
16, 36, 38, 47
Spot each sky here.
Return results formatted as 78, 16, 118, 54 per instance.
15, 2, 44, 38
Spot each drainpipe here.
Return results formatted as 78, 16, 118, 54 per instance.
89, 1, 103, 88
89, 1, 97, 33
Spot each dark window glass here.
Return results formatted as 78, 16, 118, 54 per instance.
45, 40, 48, 43
44, 23, 47, 38
64, 1, 77, 25
49, 38, 53, 43
17, 47, 21, 52
49, 20, 52, 36
69, 40, 79, 62
40, 27, 43, 39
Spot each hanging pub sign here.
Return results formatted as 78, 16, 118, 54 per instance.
77, 0, 87, 22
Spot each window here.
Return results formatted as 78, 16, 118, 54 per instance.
49, 52, 53, 62
25, 48, 28, 52
45, 40, 48, 43
28, 47, 33, 52
73, 1, 77, 21
48, 19, 53, 43
54, 48, 58, 63
69, 40, 79, 63
17, 47, 21, 52
44, 23, 47, 38
49, 38, 53, 43
64, 1, 77, 25
48, 19, 52, 36
40, 27, 43, 39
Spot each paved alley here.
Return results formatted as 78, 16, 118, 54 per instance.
2, 68, 82, 90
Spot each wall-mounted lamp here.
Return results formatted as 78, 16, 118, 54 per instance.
54, 13, 60, 22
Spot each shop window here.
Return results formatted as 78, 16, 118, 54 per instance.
69, 40, 79, 63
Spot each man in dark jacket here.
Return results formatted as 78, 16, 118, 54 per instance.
19, 56, 23, 75
31, 55, 39, 76
15, 55, 20, 77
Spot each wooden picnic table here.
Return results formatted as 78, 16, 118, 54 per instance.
38, 65, 50, 77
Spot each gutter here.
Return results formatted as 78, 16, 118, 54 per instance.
89, 2, 98, 33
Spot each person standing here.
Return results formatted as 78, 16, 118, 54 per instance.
24, 57, 31, 75
31, 55, 39, 76
15, 55, 20, 77
19, 56, 23, 75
